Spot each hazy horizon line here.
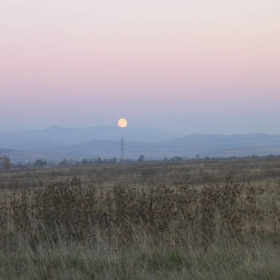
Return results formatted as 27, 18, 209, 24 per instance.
1, 125, 280, 136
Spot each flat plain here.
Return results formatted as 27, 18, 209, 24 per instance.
1, 158, 280, 279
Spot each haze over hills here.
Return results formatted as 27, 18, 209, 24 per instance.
0, 127, 280, 163
0, 125, 184, 147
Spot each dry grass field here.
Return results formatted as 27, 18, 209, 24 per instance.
1, 158, 280, 279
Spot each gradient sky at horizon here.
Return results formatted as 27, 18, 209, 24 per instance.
0, 0, 279, 134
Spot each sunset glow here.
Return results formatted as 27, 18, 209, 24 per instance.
0, 0, 279, 134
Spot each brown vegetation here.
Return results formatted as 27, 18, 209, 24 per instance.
1, 159, 280, 279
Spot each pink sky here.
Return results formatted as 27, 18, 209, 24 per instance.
0, 0, 280, 134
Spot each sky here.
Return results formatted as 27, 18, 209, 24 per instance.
0, 0, 280, 134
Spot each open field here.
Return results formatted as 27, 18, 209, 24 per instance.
1, 159, 280, 279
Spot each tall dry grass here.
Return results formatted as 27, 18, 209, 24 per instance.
0, 159, 280, 279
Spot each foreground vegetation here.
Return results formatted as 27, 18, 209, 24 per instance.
0, 159, 280, 279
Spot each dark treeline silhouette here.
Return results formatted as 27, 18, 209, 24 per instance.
3, 153, 280, 169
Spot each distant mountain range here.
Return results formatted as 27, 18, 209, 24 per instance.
0, 126, 280, 163
0, 125, 184, 146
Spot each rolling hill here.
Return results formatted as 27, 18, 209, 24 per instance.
1, 131, 280, 163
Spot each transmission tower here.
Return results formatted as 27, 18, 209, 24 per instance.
120, 137, 125, 162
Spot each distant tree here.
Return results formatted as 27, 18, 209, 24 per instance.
138, 155, 145, 162
81, 159, 88, 165
109, 157, 118, 163
59, 159, 69, 165
196, 154, 200, 160
170, 156, 183, 162
33, 159, 47, 167
175, 156, 183, 161
3, 155, 12, 170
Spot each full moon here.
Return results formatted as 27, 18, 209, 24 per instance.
118, 118, 128, 128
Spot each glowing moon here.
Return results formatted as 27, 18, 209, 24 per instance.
118, 118, 128, 128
